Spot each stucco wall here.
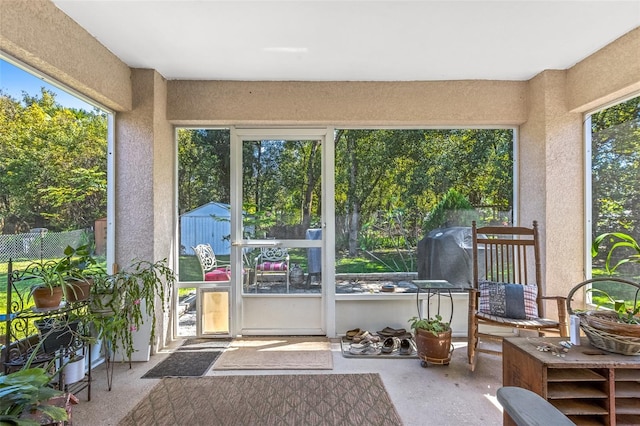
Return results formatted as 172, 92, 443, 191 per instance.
567, 27, 640, 113
0, 0, 132, 111
116, 69, 174, 353
520, 71, 585, 320
167, 80, 528, 126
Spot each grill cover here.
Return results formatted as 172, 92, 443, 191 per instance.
417, 227, 474, 288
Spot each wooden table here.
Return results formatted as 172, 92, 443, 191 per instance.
503, 337, 640, 426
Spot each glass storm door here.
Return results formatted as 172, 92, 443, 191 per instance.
230, 128, 330, 335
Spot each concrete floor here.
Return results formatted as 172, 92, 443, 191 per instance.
72, 338, 504, 425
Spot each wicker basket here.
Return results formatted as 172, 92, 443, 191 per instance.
577, 314, 640, 355
581, 310, 640, 338
568, 277, 640, 356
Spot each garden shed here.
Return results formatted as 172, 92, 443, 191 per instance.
180, 202, 231, 255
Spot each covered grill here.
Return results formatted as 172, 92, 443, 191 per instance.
417, 226, 476, 288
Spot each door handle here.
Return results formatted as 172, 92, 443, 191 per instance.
232, 240, 281, 247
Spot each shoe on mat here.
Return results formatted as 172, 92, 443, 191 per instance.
350, 342, 370, 350
345, 328, 361, 340
352, 330, 370, 343
360, 334, 380, 344
399, 338, 412, 355
381, 337, 399, 354
377, 327, 397, 337
362, 345, 382, 355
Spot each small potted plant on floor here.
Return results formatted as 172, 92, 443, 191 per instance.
409, 314, 452, 367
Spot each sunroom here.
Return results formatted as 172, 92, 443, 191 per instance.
2, 0, 640, 352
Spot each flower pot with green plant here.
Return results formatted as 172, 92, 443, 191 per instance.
0, 343, 69, 425
409, 314, 452, 367
56, 244, 105, 303
30, 264, 66, 310
86, 258, 176, 390
30, 244, 105, 308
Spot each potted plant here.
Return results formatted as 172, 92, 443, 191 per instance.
30, 263, 65, 310
86, 258, 175, 389
0, 346, 69, 425
58, 244, 105, 303
409, 314, 452, 367
33, 316, 81, 354
30, 244, 105, 308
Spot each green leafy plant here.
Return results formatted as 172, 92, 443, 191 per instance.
29, 244, 104, 303
586, 288, 640, 325
592, 231, 640, 274
408, 314, 450, 336
88, 258, 176, 363
0, 340, 68, 425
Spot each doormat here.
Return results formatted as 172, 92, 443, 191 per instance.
340, 338, 418, 359
178, 338, 232, 351
119, 373, 402, 426
141, 351, 223, 378
212, 336, 333, 370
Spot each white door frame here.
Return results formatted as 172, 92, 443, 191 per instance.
229, 127, 336, 336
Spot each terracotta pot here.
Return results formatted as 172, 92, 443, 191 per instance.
65, 278, 93, 303
32, 285, 64, 309
414, 327, 452, 362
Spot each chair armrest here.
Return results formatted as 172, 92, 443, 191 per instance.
539, 295, 566, 301
540, 296, 569, 337
497, 387, 574, 426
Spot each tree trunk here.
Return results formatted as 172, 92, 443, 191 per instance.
349, 205, 360, 256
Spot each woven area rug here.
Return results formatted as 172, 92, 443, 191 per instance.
212, 336, 332, 370
119, 374, 402, 426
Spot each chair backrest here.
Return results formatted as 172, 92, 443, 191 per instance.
258, 246, 289, 262
193, 244, 218, 274
472, 221, 541, 290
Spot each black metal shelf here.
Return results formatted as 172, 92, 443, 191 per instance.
3, 259, 92, 400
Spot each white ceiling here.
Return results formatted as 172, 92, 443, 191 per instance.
53, 0, 640, 82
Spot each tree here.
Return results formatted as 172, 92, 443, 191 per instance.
591, 96, 640, 249
0, 89, 107, 232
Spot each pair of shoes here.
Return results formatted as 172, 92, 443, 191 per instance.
381, 337, 400, 354
399, 338, 412, 355
345, 328, 361, 340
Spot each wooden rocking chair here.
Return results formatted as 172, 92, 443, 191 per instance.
468, 221, 569, 371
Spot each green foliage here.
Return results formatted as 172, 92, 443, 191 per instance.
0, 338, 67, 425
408, 314, 450, 336
0, 368, 67, 425
422, 188, 475, 232
88, 259, 176, 362
0, 89, 107, 231
590, 96, 640, 254
592, 232, 640, 274
586, 288, 640, 325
